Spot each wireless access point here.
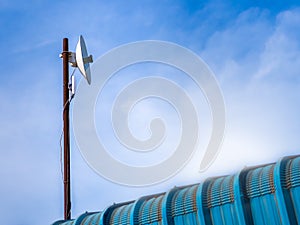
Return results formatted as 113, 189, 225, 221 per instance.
60, 35, 93, 85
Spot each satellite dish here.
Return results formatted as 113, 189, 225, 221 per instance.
75, 35, 93, 84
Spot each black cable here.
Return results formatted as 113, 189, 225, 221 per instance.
59, 68, 76, 181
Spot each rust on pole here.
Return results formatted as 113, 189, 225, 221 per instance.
62, 38, 71, 220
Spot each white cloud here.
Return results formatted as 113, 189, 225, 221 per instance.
196, 7, 300, 175
255, 8, 300, 78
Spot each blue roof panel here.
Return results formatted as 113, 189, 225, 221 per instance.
52, 154, 300, 225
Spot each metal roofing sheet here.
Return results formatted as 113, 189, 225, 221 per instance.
52, 155, 300, 225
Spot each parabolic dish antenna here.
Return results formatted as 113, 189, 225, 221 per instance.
75, 35, 93, 84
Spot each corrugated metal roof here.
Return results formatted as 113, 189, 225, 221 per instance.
52, 155, 300, 225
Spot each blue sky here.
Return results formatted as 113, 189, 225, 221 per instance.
1, 0, 300, 224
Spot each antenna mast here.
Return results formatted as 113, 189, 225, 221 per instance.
59, 35, 92, 221
62, 38, 71, 220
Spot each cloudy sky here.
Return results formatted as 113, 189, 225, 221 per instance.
1, 0, 300, 224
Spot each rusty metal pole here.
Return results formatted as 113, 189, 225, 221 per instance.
62, 38, 71, 220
